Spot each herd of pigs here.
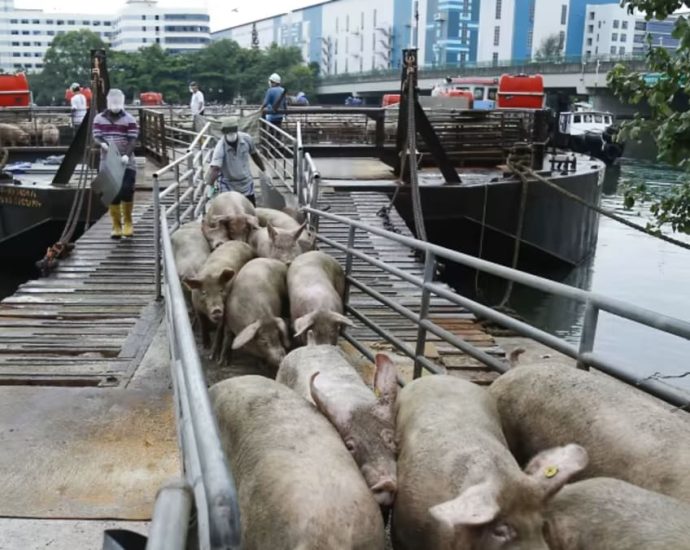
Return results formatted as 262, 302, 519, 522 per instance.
172, 191, 690, 549
0, 121, 63, 146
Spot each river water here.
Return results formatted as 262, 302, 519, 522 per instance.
507, 159, 690, 394
1, 159, 689, 393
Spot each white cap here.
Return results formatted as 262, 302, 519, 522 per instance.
269, 73, 281, 84
70, 82, 80, 91
107, 88, 125, 111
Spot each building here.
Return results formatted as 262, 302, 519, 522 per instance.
212, 0, 680, 76
0, 0, 210, 73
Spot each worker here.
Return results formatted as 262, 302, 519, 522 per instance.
189, 81, 205, 116
93, 89, 139, 240
294, 91, 309, 106
70, 83, 87, 128
206, 116, 266, 206
261, 73, 287, 128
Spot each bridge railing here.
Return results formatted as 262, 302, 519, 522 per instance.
304, 206, 690, 409
149, 125, 242, 550
318, 52, 649, 86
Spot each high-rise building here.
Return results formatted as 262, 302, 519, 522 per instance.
212, 0, 679, 75
0, 0, 210, 73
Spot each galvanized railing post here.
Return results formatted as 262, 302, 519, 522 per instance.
342, 226, 357, 308
174, 163, 181, 227
153, 174, 162, 301
577, 300, 599, 370
414, 250, 436, 379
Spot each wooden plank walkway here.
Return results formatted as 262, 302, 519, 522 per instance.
0, 193, 161, 387
315, 187, 504, 384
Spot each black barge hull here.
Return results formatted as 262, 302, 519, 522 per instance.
391, 160, 604, 268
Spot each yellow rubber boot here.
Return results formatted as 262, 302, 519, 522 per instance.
109, 204, 122, 239
121, 201, 134, 238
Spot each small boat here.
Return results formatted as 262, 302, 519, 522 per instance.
556, 102, 625, 166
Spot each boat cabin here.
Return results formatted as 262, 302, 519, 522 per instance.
558, 110, 614, 136
431, 77, 499, 109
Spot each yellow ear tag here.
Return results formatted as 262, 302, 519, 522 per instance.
544, 466, 559, 478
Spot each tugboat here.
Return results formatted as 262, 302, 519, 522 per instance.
556, 102, 625, 166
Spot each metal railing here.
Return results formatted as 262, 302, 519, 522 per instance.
258, 118, 298, 192
149, 127, 241, 549
305, 206, 690, 409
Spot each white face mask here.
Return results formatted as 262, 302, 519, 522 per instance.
107, 95, 124, 114
225, 132, 238, 143
189, 87, 194, 93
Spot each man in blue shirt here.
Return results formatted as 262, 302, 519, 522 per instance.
262, 73, 287, 128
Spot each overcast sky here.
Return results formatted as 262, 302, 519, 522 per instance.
15, 0, 325, 32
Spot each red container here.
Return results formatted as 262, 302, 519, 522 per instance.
382, 94, 401, 107
497, 74, 544, 109
140, 92, 164, 106
0, 73, 31, 107
65, 87, 92, 107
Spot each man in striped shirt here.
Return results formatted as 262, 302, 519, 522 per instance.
93, 89, 139, 239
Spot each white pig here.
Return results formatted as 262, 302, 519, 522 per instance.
202, 191, 258, 248
277, 345, 398, 506
210, 375, 386, 549
393, 375, 588, 550
287, 250, 352, 345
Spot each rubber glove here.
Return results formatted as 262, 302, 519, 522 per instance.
100, 142, 109, 152
121, 155, 129, 165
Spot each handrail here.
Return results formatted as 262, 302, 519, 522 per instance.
187, 121, 211, 151
151, 123, 241, 548
304, 206, 690, 409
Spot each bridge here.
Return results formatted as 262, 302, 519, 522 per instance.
0, 108, 688, 548
316, 54, 649, 114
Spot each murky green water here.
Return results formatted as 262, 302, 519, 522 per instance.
509, 159, 690, 393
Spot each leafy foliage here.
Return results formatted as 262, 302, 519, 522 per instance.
608, 0, 690, 234
28, 33, 318, 107
534, 33, 564, 61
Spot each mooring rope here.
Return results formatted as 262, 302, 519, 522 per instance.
509, 160, 690, 253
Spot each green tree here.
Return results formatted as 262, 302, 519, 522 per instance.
534, 33, 564, 61
608, 1, 690, 234
30, 30, 106, 105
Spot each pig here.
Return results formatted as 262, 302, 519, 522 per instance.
287, 250, 352, 345
255, 207, 301, 230
202, 191, 258, 249
41, 124, 60, 146
393, 375, 588, 550
277, 345, 398, 506
219, 258, 290, 368
544, 478, 690, 550
282, 206, 306, 224
0, 123, 30, 146
210, 375, 386, 549
183, 241, 254, 348
171, 221, 211, 306
488, 364, 690, 503
18, 121, 43, 144
249, 221, 314, 264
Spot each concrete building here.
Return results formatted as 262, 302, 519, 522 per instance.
212, 0, 681, 75
0, 0, 210, 73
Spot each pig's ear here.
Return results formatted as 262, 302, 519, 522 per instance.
267, 222, 278, 241
247, 215, 260, 230
306, 330, 317, 346
310, 371, 352, 434
293, 221, 307, 240
524, 444, 588, 500
275, 317, 291, 349
429, 481, 500, 529
231, 320, 261, 350
293, 312, 316, 338
328, 311, 354, 329
218, 268, 235, 286
374, 354, 398, 408
183, 277, 202, 290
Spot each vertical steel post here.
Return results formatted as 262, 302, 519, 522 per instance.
414, 250, 436, 379
342, 226, 357, 308
174, 163, 181, 227
153, 174, 162, 301
577, 300, 599, 370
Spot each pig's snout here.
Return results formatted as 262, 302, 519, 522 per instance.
210, 307, 223, 323
371, 478, 396, 507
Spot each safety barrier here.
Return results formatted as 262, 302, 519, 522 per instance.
258, 118, 298, 192
304, 206, 690, 409
148, 126, 241, 550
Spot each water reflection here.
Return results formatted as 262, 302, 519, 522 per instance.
503, 159, 690, 393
